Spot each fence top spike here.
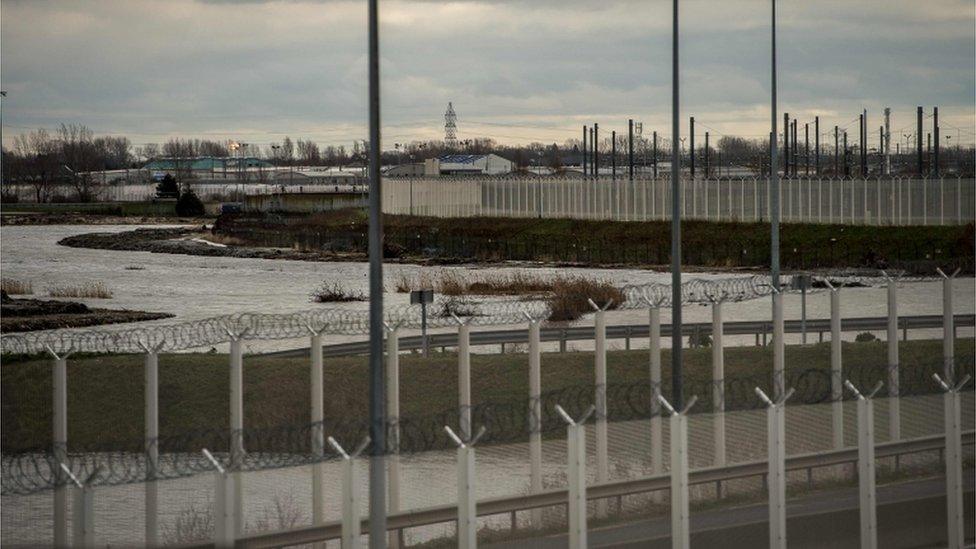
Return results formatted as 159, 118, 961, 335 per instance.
754, 387, 774, 407
844, 379, 863, 400
470, 425, 487, 446
351, 436, 371, 459
867, 380, 885, 399
931, 373, 950, 392
779, 386, 796, 406
955, 374, 972, 392
59, 463, 83, 489
587, 298, 600, 312
444, 425, 464, 447
680, 395, 698, 415
554, 404, 574, 425
656, 394, 677, 416
327, 436, 348, 459
201, 449, 225, 475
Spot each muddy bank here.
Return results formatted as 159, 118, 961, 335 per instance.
1, 212, 210, 226
1, 292, 173, 333
57, 227, 642, 269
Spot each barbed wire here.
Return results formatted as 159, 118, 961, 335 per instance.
1, 272, 950, 356
4, 355, 970, 496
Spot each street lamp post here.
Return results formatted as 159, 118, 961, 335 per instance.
671, 0, 683, 408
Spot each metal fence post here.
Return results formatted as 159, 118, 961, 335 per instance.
446, 426, 486, 549
139, 342, 163, 548
712, 301, 726, 468
453, 317, 472, 440
846, 380, 883, 549
385, 324, 401, 548
772, 288, 785, 399
45, 345, 71, 548
525, 315, 544, 525
60, 464, 96, 548
329, 436, 371, 549
883, 274, 900, 441
225, 327, 249, 538
589, 299, 612, 517
658, 394, 697, 549
647, 303, 664, 503
556, 405, 595, 549
938, 268, 959, 383
755, 387, 794, 549
827, 282, 844, 449
305, 327, 328, 548
204, 449, 235, 549
933, 373, 970, 549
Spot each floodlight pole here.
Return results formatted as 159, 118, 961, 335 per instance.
770, 0, 780, 291
670, 0, 683, 408
366, 0, 387, 544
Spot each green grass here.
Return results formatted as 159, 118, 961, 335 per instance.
222, 209, 974, 270
2, 338, 972, 454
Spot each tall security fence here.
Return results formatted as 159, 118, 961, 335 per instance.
382, 176, 975, 226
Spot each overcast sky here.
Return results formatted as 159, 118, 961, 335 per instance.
2, 0, 974, 150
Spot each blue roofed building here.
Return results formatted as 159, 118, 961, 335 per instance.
425, 153, 513, 175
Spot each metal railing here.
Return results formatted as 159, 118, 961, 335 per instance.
187, 430, 974, 548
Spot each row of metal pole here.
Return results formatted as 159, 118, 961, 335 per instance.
382, 176, 972, 226
45, 272, 963, 546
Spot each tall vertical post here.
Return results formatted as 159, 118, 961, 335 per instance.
859, 113, 865, 176
445, 427, 484, 549
792, 119, 798, 176
366, 0, 387, 541
652, 131, 658, 178
773, 289, 784, 399
885, 277, 900, 441
829, 284, 843, 449
934, 107, 940, 177
884, 108, 891, 175
671, 0, 683, 409
308, 331, 326, 548
611, 130, 617, 178
704, 131, 710, 179
933, 374, 970, 549
648, 304, 663, 501
659, 395, 696, 549
815, 116, 820, 175
783, 113, 789, 177
228, 333, 246, 538
756, 387, 793, 549
330, 438, 370, 549
689, 117, 696, 178
846, 381, 882, 549
917, 107, 924, 176
582, 126, 588, 175
594, 123, 599, 178
70, 479, 96, 548
844, 131, 849, 177
527, 317, 543, 525
938, 268, 958, 383
556, 405, 593, 549
589, 300, 610, 517
386, 326, 401, 547
628, 119, 634, 179
48, 347, 69, 548
804, 123, 809, 175
834, 126, 839, 175
204, 450, 235, 549
142, 344, 161, 548
711, 301, 725, 467
456, 321, 471, 439
770, 0, 782, 409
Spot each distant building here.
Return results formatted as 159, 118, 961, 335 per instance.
244, 190, 367, 214
274, 167, 365, 186
425, 154, 513, 176
384, 162, 426, 177
143, 156, 272, 174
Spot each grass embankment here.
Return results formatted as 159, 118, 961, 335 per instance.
218, 208, 974, 270
3, 338, 972, 454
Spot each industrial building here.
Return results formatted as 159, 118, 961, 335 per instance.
424, 154, 513, 176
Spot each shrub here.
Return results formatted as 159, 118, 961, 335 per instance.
310, 282, 364, 303
546, 277, 624, 322
176, 190, 205, 217
855, 332, 878, 342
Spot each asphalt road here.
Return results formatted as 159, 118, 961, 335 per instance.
486, 472, 975, 549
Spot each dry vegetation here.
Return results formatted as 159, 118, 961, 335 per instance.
46, 281, 113, 299
396, 270, 624, 322
396, 270, 561, 296
546, 277, 624, 321
1, 278, 33, 295
310, 282, 365, 303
